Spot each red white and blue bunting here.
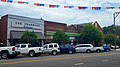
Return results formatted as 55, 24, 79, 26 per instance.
1, 0, 120, 10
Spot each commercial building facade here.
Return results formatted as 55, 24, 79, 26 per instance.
44, 20, 67, 43
0, 14, 103, 46
66, 25, 80, 41
66, 21, 103, 43
0, 14, 44, 46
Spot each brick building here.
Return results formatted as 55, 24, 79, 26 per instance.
44, 20, 67, 43
0, 14, 44, 46
66, 25, 80, 41
66, 21, 103, 43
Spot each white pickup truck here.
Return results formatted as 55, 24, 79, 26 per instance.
93, 46, 104, 53
15, 43, 42, 57
0, 46, 20, 59
42, 43, 60, 55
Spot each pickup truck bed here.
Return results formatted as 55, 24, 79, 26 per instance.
0, 46, 20, 59
16, 44, 42, 57
93, 47, 104, 52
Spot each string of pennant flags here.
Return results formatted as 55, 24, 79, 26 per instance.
1, 0, 120, 10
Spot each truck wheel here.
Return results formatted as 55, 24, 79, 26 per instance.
86, 49, 91, 53
68, 50, 73, 54
96, 49, 101, 53
1, 51, 9, 59
52, 51, 57, 55
29, 51, 35, 57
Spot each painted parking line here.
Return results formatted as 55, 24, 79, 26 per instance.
0, 53, 119, 65
75, 63, 84, 66
102, 60, 109, 62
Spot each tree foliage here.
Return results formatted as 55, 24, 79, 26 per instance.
53, 30, 68, 45
103, 25, 120, 35
80, 25, 103, 46
103, 25, 120, 46
103, 25, 114, 34
21, 31, 38, 44
104, 34, 116, 45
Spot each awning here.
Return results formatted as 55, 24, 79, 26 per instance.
10, 31, 44, 39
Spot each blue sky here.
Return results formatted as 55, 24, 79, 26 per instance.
0, 0, 120, 27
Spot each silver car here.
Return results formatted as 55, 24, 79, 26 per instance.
75, 44, 93, 53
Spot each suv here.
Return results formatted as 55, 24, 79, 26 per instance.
42, 43, 60, 55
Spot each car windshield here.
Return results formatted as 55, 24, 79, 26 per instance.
15, 44, 20, 48
60, 44, 73, 47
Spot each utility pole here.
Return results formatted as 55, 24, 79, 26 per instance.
113, 11, 120, 50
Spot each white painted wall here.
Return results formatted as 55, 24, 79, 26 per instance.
7, 14, 44, 46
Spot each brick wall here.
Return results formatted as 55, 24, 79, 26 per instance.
0, 15, 8, 46
44, 21, 67, 37
45, 21, 67, 31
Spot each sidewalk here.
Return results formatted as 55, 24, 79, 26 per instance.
116, 49, 120, 51
111, 49, 120, 51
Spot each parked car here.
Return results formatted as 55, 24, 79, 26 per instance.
75, 44, 104, 53
0, 46, 20, 59
111, 45, 119, 49
103, 45, 111, 52
75, 44, 93, 53
60, 44, 76, 54
41, 43, 60, 55
15, 43, 42, 57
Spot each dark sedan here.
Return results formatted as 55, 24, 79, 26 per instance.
60, 44, 76, 54
103, 45, 111, 52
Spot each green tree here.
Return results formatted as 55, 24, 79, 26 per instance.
104, 34, 116, 45
21, 31, 38, 45
53, 30, 68, 45
80, 25, 103, 46
103, 25, 120, 35
103, 25, 114, 34
103, 25, 120, 46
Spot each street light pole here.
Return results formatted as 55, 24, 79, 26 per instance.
113, 11, 120, 50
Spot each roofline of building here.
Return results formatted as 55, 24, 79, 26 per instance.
1, 14, 41, 21
1, 14, 67, 25
44, 20, 67, 25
